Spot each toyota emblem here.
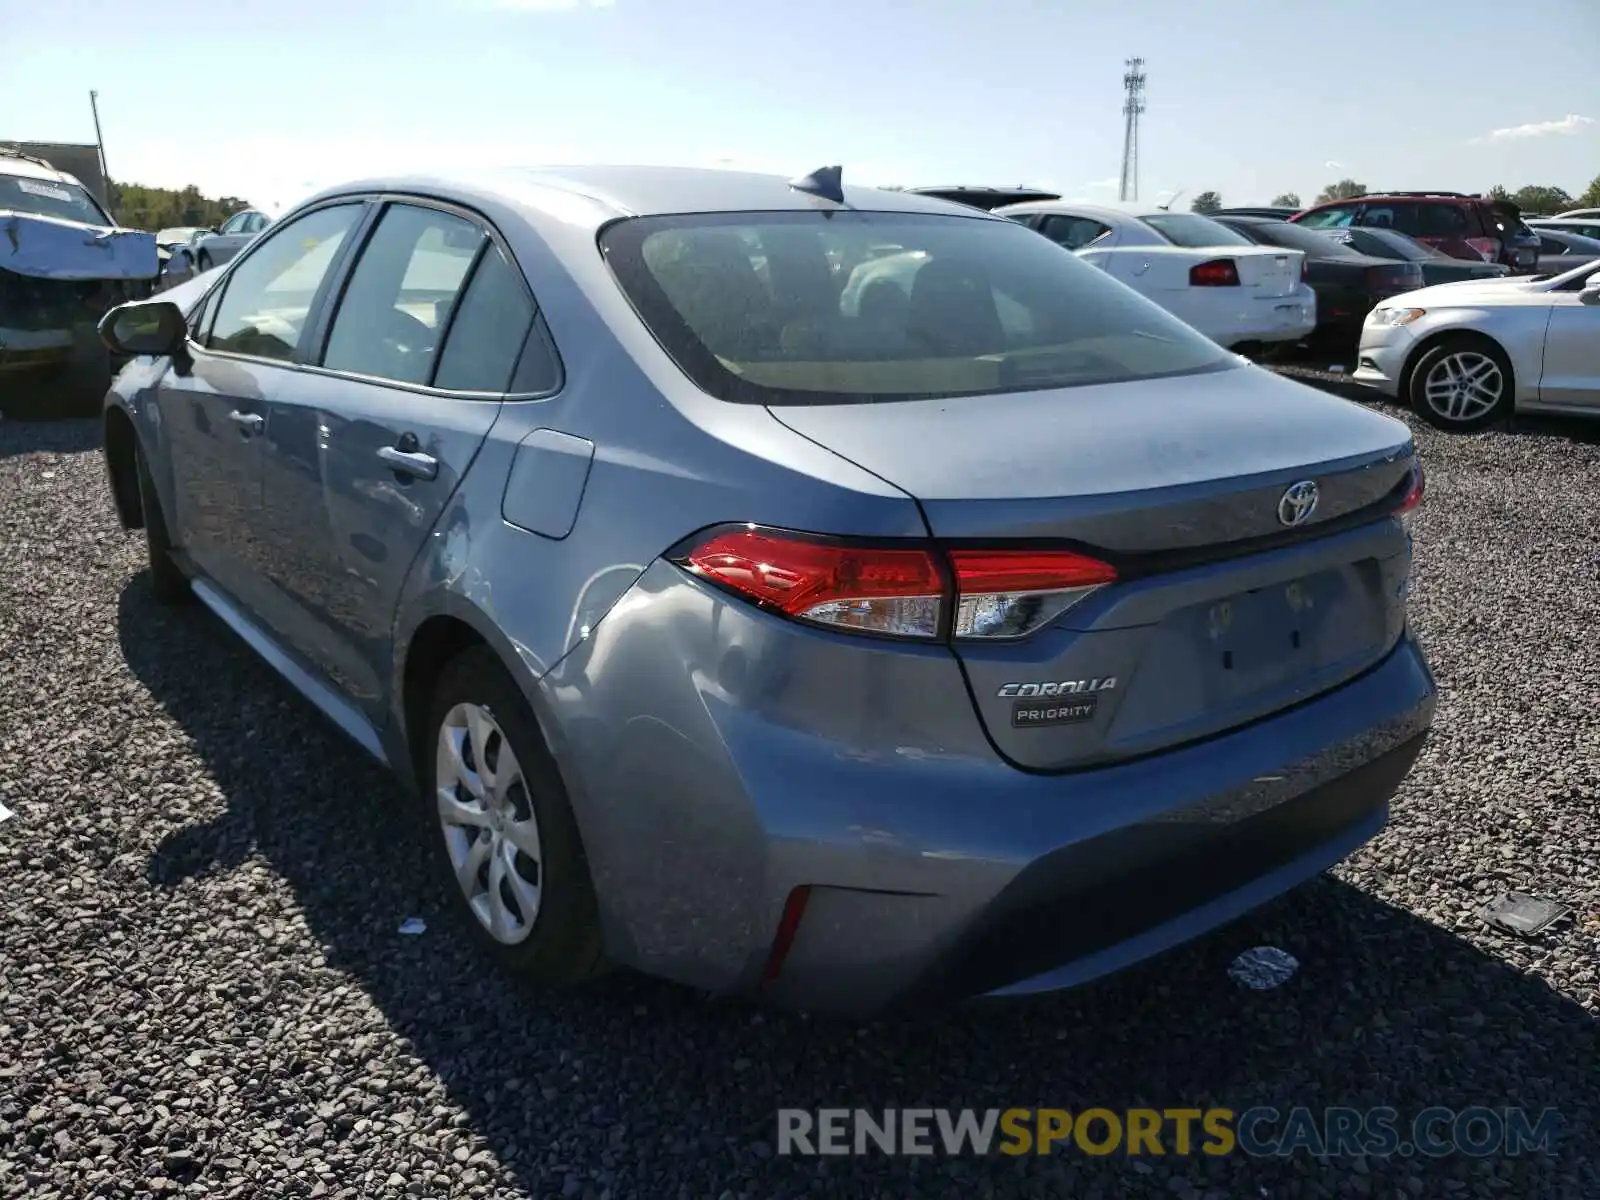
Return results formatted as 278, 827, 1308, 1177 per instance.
1277, 480, 1319, 527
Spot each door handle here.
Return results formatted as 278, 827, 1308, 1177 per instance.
377, 445, 439, 481
228, 410, 264, 433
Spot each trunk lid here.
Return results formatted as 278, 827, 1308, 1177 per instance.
1228, 246, 1301, 297
769, 363, 1417, 770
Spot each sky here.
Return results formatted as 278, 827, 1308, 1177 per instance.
3, 0, 1598, 215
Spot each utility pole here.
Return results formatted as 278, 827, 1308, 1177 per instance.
1117, 58, 1146, 203
88, 86, 109, 184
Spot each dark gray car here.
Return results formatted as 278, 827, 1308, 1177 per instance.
97, 166, 1435, 1016
1322, 226, 1513, 286
1526, 226, 1600, 275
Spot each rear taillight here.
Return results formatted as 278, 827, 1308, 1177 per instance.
948, 548, 1117, 638
1367, 264, 1424, 291
678, 526, 945, 638
674, 527, 1118, 641
1190, 259, 1241, 287
1395, 460, 1425, 515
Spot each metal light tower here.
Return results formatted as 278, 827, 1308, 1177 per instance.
1118, 57, 1146, 202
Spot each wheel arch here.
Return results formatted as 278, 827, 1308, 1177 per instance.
103, 403, 144, 530
1398, 326, 1516, 408
394, 603, 624, 957
393, 601, 587, 811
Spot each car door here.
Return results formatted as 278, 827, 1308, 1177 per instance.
208, 211, 248, 261
255, 199, 549, 715
157, 201, 366, 613
1539, 281, 1600, 408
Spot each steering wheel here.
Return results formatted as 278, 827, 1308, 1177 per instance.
361, 307, 440, 382
380, 307, 437, 359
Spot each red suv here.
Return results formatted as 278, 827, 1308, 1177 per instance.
1291, 192, 1540, 273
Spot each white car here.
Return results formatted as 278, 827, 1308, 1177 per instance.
992, 201, 1316, 350
1553, 208, 1600, 221
1353, 260, 1600, 431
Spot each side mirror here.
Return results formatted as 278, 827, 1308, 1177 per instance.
99, 300, 189, 363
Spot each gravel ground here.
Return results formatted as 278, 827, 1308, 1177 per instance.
1, 399, 1597, 1200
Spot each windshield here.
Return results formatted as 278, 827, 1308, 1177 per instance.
0, 172, 111, 226
600, 211, 1237, 406
1139, 213, 1252, 248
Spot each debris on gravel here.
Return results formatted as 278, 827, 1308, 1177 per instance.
1, 403, 1597, 1200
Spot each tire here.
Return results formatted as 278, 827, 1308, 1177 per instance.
134, 441, 191, 605
1407, 335, 1513, 432
421, 646, 604, 987
197, 251, 213, 272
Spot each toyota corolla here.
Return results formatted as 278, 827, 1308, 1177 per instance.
97, 165, 1435, 1017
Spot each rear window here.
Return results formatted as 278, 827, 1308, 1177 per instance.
600, 211, 1237, 406
1139, 213, 1251, 248
1349, 228, 1434, 261
1242, 220, 1364, 258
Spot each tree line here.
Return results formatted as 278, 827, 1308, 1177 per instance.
106, 181, 252, 232
1188, 174, 1600, 215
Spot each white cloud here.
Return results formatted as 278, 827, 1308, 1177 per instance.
1472, 114, 1595, 143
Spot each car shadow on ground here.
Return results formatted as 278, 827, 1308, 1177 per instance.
0, 414, 101, 459
118, 575, 1598, 1198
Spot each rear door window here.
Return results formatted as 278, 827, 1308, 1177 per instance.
321, 203, 482, 385
432, 242, 540, 393
1384, 203, 1470, 239
1038, 214, 1111, 250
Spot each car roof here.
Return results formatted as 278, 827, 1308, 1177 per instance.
993, 200, 1173, 220
304, 165, 989, 231
0, 149, 85, 189
1532, 226, 1600, 247
1530, 217, 1600, 227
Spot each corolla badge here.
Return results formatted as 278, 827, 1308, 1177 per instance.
1277, 480, 1319, 527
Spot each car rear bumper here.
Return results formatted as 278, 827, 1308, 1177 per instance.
545, 561, 1436, 1018
1182, 286, 1318, 348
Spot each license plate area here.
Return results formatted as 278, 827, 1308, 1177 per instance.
1198, 567, 1379, 698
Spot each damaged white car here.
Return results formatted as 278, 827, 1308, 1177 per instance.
0, 148, 159, 402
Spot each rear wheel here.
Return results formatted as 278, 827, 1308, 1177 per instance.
421, 646, 604, 987
134, 441, 191, 605
197, 250, 213, 272
1408, 335, 1512, 432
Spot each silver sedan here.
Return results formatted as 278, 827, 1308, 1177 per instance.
1355, 259, 1600, 430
